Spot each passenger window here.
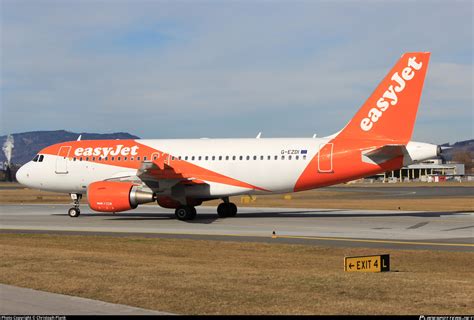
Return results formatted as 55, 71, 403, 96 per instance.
289, 155, 292, 160
123, 157, 127, 161
232, 156, 236, 160
178, 156, 181, 160
239, 156, 243, 160
192, 156, 195, 160
246, 156, 250, 160
303, 155, 307, 160
92, 157, 96, 161
281, 155, 285, 160
267, 155, 271, 160
212, 156, 215, 160
185, 156, 188, 161
205, 156, 209, 160
111, 157, 114, 161
153, 156, 158, 160
73, 157, 77, 161
130, 157, 134, 161
117, 156, 121, 161
226, 156, 229, 160
219, 156, 222, 161
253, 156, 257, 160
144, 156, 147, 161
198, 156, 202, 161
86, 157, 90, 161
296, 155, 299, 160
80, 157, 83, 161
274, 155, 278, 160
105, 157, 108, 161
260, 156, 264, 160
137, 156, 140, 161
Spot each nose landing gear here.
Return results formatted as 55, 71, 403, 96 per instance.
68, 193, 82, 217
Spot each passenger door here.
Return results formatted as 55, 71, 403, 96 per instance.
55, 146, 71, 174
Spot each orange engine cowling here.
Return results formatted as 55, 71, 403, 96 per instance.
87, 181, 155, 212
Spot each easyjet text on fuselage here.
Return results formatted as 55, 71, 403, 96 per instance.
74, 145, 139, 158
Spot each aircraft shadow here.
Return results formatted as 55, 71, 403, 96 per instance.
52, 209, 472, 224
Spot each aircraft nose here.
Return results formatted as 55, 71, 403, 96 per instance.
16, 164, 29, 186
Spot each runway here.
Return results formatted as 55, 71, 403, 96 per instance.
1, 204, 473, 251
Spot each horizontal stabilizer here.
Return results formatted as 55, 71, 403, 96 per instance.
361, 144, 406, 165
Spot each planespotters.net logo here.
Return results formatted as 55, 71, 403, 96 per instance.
360, 56, 423, 132
419, 316, 474, 320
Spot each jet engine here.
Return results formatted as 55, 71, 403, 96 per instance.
87, 181, 155, 212
404, 141, 441, 165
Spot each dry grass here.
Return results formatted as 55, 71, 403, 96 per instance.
0, 233, 472, 315
0, 187, 71, 204
1, 182, 473, 212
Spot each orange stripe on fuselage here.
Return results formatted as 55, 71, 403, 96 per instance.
40, 140, 269, 192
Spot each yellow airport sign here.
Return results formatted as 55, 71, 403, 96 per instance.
344, 254, 390, 272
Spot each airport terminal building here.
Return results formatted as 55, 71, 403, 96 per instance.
375, 159, 467, 183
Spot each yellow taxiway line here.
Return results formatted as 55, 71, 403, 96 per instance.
272, 235, 474, 247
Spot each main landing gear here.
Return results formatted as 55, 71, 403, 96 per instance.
68, 193, 82, 218
217, 198, 237, 218
173, 198, 238, 221
175, 205, 197, 221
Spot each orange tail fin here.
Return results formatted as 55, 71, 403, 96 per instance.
337, 52, 430, 144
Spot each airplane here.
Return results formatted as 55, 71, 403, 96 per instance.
16, 52, 440, 221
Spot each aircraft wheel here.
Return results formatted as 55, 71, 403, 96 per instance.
190, 207, 197, 219
68, 207, 80, 218
217, 203, 227, 218
217, 203, 237, 218
175, 206, 196, 221
227, 202, 237, 217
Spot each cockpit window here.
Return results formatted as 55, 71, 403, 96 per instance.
33, 154, 44, 162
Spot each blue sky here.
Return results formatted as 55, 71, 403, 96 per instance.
1, 0, 472, 144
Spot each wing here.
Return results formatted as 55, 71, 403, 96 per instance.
137, 160, 204, 190
136, 160, 184, 190
103, 160, 206, 193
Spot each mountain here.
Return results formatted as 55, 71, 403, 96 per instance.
1, 130, 140, 165
440, 139, 474, 161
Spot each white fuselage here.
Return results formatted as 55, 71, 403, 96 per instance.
16, 138, 438, 200
17, 138, 327, 196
